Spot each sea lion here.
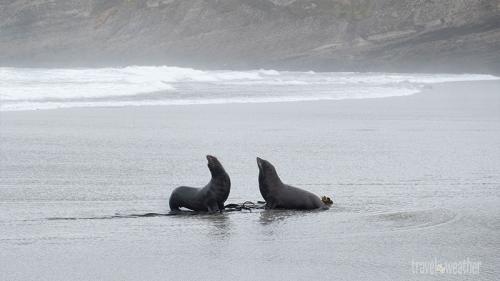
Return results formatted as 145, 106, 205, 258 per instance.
257, 157, 328, 210
169, 155, 231, 213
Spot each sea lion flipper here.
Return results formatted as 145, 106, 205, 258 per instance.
206, 200, 220, 213
265, 201, 277, 209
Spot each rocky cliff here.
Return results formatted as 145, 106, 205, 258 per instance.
1, 0, 499, 73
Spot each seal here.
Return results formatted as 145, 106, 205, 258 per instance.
169, 155, 231, 213
257, 157, 328, 210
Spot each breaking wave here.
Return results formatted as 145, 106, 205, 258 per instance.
0, 66, 498, 111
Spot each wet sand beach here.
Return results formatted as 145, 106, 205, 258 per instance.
1, 80, 499, 280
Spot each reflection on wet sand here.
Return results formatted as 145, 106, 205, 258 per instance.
207, 213, 232, 238
258, 209, 312, 225
171, 212, 233, 239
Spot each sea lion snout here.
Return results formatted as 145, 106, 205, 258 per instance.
257, 157, 276, 174
256, 157, 264, 169
257, 157, 272, 171
206, 155, 220, 166
206, 155, 227, 175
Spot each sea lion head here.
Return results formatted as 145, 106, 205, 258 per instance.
256, 157, 273, 172
206, 155, 226, 176
256, 157, 281, 185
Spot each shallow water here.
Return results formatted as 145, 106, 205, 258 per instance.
1, 80, 500, 280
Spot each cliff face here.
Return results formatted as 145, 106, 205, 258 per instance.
1, 0, 499, 73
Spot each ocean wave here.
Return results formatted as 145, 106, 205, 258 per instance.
0, 66, 498, 111
1, 88, 420, 111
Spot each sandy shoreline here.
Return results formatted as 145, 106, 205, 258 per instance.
1, 79, 499, 281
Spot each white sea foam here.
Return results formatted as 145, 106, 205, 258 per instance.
0, 66, 498, 111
